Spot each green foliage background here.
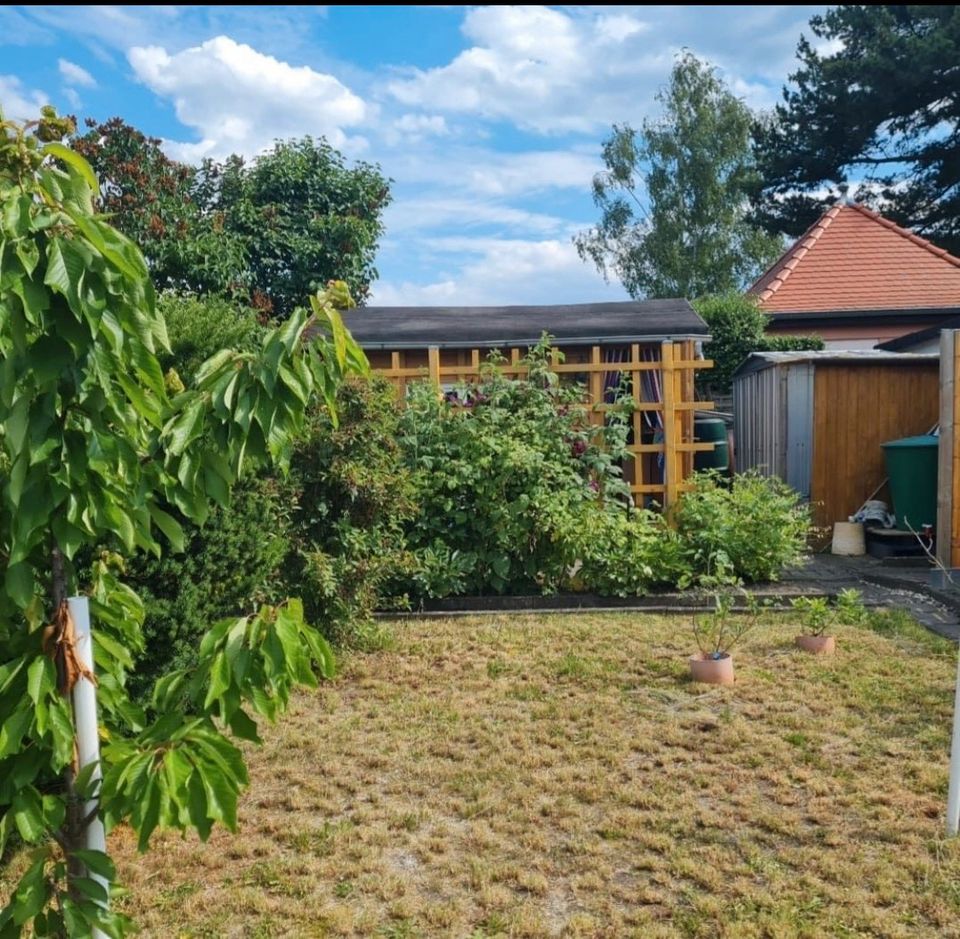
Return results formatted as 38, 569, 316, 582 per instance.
74, 118, 390, 315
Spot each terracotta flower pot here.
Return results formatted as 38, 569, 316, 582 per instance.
795, 634, 836, 655
689, 652, 734, 685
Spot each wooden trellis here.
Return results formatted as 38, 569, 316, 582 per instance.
370, 340, 714, 508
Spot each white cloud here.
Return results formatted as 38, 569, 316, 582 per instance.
63, 87, 82, 110
384, 198, 566, 235
385, 146, 601, 199
594, 12, 650, 44
128, 35, 367, 161
393, 113, 448, 136
388, 6, 610, 134
382, 112, 450, 146
58, 58, 96, 88
387, 5, 826, 133
371, 237, 629, 306
0, 75, 48, 121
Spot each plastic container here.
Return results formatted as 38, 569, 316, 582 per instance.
694, 417, 730, 474
831, 521, 865, 556
881, 434, 939, 531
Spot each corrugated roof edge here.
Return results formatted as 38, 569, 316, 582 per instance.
352, 333, 710, 351
732, 349, 940, 379
337, 299, 710, 349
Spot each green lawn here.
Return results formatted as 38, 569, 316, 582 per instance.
15, 611, 960, 937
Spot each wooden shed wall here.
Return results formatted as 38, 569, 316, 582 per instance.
810, 363, 939, 528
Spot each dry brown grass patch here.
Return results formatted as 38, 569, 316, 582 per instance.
5, 612, 960, 937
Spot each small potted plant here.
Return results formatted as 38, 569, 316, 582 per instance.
689, 585, 761, 685
791, 596, 833, 654
791, 588, 866, 654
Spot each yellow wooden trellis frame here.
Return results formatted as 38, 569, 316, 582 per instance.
378, 340, 713, 508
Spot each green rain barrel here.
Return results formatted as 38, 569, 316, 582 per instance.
694, 417, 730, 474
881, 434, 939, 530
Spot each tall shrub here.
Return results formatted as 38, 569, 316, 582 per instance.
398, 344, 632, 595
285, 377, 419, 643
693, 293, 823, 396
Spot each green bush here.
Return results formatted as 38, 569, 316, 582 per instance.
693, 293, 823, 396
116, 293, 286, 690
674, 470, 811, 582
563, 505, 690, 597
126, 475, 291, 693
397, 344, 633, 595
156, 291, 263, 382
284, 377, 419, 643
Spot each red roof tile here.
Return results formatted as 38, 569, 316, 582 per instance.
748, 203, 960, 313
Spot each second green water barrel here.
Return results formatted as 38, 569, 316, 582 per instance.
694, 417, 730, 474
881, 434, 938, 530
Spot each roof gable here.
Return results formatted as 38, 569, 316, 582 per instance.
748, 203, 960, 313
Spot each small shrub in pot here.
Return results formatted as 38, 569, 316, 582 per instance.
791, 589, 866, 654
688, 565, 764, 685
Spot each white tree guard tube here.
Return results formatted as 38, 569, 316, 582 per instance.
948, 643, 960, 836
68, 595, 109, 930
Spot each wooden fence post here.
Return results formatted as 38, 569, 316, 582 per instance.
589, 345, 603, 427
428, 346, 441, 395
662, 341, 678, 508
939, 330, 960, 569
630, 343, 643, 500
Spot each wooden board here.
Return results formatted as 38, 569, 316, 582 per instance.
810, 363, 939, 530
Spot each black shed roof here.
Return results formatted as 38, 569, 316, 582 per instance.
340, 299, 708, 350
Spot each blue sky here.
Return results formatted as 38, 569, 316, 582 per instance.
1, 5, 827, 305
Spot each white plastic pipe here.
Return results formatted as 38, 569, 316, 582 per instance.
948, 643, 960, 836
68, 596, 109, 931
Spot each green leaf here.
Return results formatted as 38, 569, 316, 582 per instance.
9, 854, 49, 926
42, 142, 98, 191
26, 657, 53, 705
203, 654, 232, 711
198, 763, 238, 832
11, 788, 45, 842
163, 397, 205, 456
135, 776, 162, 852
69, 876, 109, 906
72, 849, 116, 883
148, 504, 185, 553
163, 747, 193, 797
43, 237, 84, 305
5, 562, 35, 610
2, 192, 32, 238
186, 771, 212, 841
227, 708, 261, 743
103, 502, 135, 552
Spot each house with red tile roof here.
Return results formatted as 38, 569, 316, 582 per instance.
747, 202, 960, 350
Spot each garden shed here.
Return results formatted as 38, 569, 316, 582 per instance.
340, 299, 713, 507
733, 350, 940, 528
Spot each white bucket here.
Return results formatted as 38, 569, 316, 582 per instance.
832, 521, 865, 556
